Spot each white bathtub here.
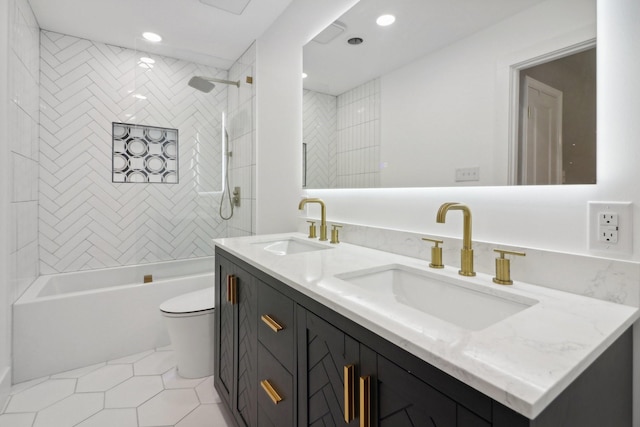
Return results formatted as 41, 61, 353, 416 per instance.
13, 257, 214, 383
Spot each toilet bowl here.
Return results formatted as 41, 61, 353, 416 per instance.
160, 288, 214, 378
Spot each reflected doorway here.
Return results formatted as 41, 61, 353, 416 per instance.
521, 77, 563, 185
514, 46, 596, 185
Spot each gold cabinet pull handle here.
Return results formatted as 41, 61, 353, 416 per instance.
344, 365, 355, 422
226, 275, 237, 304
261, 314, 284, 332
260, 379, 283, 405
359, 376, 370, 427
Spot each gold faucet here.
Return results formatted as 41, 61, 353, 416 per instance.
436, 202, 475, 276
298, 198, 328, 241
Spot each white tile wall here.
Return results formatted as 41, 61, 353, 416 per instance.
226, 43, 256, 237
336, 78, 380, 188
303, 90, 337, 188
8, 0, 39, 302
303, 80, 380, 189
39, 31, 231, 273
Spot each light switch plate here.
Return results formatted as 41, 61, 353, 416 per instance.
588, 201, 633, 254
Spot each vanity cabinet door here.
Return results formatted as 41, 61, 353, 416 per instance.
215, 255, 258, 427
298, 308, 360, 427
215, 256, 235, 409
375, 355, 457, 427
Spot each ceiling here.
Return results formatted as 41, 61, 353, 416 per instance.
28, 0, 294, 69
28, 0, 549, 84
303, 0, 548, 95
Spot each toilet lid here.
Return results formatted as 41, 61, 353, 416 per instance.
160, 288, 214, 314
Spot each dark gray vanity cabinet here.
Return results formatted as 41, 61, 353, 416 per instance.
215, 255, 258, 427
214, 247, 633, 427
296, 305, 488, 427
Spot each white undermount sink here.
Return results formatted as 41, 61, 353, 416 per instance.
253, 237, 333, 255
336, 265, 538, 331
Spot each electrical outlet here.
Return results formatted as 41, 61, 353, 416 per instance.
455, 167, 480, 182
599, 225, 619, 243
588, 202, 633, 254
599, 212, 619, 226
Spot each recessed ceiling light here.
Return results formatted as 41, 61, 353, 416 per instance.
302, 72, 308, 79
376, 14, 396, 27
142, 32, 162, 42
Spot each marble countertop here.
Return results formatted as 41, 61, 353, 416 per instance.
214, 233, 639, 419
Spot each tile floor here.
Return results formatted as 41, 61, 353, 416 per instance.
0, 347, 235, 427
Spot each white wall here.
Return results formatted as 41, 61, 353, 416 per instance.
0, 0, 11, 408
380, 0, 595, 187
1, 0, 40, 396
254, 0, 359, 234
9, 0, 40, 296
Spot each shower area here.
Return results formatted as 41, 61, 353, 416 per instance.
39, 30, 256, 275
6, 27, 258, 382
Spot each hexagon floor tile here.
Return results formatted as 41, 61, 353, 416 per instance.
33, 393, 103, 427
0, 348, 232, 427
76, 364, 133, 392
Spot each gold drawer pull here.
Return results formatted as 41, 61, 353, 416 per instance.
260, 379, 283, 405
261, 314, 284, 333
226, 275, 237, 304
344, 364, 355, 422
360, 376, 370, 427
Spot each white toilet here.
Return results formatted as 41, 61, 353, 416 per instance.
160, 288, 215, 378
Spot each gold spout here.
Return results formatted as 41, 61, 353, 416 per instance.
436, 202, 475, 276
299, 198, 328, 241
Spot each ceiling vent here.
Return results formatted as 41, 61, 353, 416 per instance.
199, 0, 252, 15
311, 21, 347, 44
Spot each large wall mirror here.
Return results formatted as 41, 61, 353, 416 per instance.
302, 0, 596, 189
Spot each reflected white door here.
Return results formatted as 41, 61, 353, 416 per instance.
521, 76, 563, 185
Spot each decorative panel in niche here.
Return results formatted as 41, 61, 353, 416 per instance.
112, 122, 179, 183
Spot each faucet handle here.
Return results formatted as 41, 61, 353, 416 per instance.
422, 238, 444, 269
306, 221, 317, 239
330, 224, 342, 244
492, 249, 526, 285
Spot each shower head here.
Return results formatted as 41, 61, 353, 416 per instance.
188, 76, 216, 93
188, 76, 240, 93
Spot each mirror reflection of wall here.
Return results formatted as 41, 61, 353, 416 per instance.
518, 48, 596, 185
302, 0, 596, 189
303, 79, 380, 189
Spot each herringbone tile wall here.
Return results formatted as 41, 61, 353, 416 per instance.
39, 30, 231, 274
8, 0, 40, 303
303, 90, 337, 189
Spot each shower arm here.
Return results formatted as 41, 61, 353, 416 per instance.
198, 76, 240, 88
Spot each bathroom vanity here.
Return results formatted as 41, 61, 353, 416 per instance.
213, 234, 638, 427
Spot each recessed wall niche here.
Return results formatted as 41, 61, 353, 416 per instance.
112, 122, 179, 183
